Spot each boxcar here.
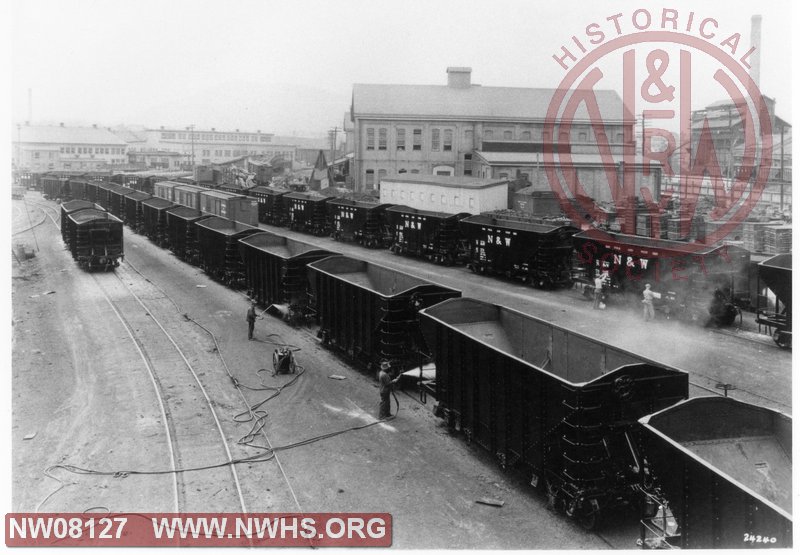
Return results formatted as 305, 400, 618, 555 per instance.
123, 191, 152, 232
755, 254, 792, 348
460, 214, 578, 288
573, 230, 751, 325
153, 180, 182, 203
165, 206, 211, 263
285, 191, 336, 235
308, 255, 461, 369
248, 185, 291, 226
60, 200, 102, 249
385, 205, 469, 265
239, 231, 338, 324
419, 297, 688, 529
199, 189, 259, 226
140, 198, 175, 246
174, 183, 207, 210
194, 216, 260, 286
327, 198, 393, 248
639, 397, 791, 549
66, 209, 124, 271
94, 182, 116, 211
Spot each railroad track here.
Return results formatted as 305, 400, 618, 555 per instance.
31, 197, 248, 513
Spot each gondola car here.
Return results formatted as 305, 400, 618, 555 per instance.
239, 231, 338, 325
460, 213, 577, 288
308, 255, 461, 370
756, 254, 792, 348
165, 206, 211, 263
247, 185, 291, 226
639, 397, 791, 548
194, 216, 260, 286
419, 297, 689, 529
385, 205, 469, 265
66, 208, 124, 271
140, 198, 175, 247
572, 229, 750, 325
327, 197, 393, 248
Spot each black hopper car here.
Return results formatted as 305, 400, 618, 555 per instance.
248, 185, 291, 226
327, 197, 393, 248
460, 213, 577, 288
384, 205, 469, 265
756, 254, 792, 348
194, 216, 260, 286
64, 208, 124, 271
420, 297, 688, 530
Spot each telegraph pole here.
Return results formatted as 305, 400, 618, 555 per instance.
328, 126, 340, 164
187, 124, 196, 173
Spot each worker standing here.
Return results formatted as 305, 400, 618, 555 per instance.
378, 361, 400, 420
642, 284, 656, 322
593, 272, 607, 309
246, 301, 262, 340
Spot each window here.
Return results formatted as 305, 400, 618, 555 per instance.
521, 131, 531, 140
499, 173, 508, 178
411, 169, 420, 174
399, 168, 407, 173
260, 136, 270, 142
430, 194, 435, 202
365, 169, 375, 187
469, 198, 475, 208
34, 152, 39, 159
559, 131, 569, 143
413, 129, 422, 150
616, 132, 624, 143
441, 195, 446, 203
60, 147, 64, 153
454, 195, 460, 206
396, 128, 406, 150
443, 129, 453, 151
225, 150, 231, 156
464, 129, 473, 142
431, 129, 440, 151
579, 132, 588, 141
378, 169, 387, 181
484, 130, 493, 139
366, 128, 375, 150
378, 128, 387, 150
503, 130, 513, 140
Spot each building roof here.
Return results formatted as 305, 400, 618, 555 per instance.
381, 174, 507, 189
16, 125, 128, 146
474, 150, 656, 167
110, 126, 148, 143
352, 84, 631, 122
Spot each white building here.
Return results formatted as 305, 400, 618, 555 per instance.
379, 174, 508, 215
12, 123, 129, 171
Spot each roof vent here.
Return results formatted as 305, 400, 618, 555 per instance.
60, 122, 64, 127
447, 67, 472, 88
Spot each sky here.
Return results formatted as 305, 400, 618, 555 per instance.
8, 0, 795, 138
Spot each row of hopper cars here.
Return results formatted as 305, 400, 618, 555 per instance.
39, 174, 791, 345
41, 182, 793, 547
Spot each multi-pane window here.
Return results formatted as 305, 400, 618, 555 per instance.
503, 130, 513, 139
413, 129, 422, 150
443, 130, 453, 151
366, 128, 375, 150
396, 129, 406, 150
365, 169, 375, 187
521, 131, 531, 140
378, 169, 387, 181
378, 128, 387, 150
579, 132, 588, 141
431, 129, 440, 151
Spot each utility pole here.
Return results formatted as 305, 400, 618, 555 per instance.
328, 126, 340, 164
187, 124, 196, 173
779, 122, 785, 212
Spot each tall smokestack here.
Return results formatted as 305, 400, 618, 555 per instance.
750, 15, 762, 88
27, 88, 32, 123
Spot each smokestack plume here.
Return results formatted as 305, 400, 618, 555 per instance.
750, 15, 762, 88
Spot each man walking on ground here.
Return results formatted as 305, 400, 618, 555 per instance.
642, 283, 656, 321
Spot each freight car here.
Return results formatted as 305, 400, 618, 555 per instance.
327, 197, 392, 248
247, 185, 291, 226
60, 200, 102, 249
239, 231, 338, 325
308, 255, 461, 370
194, 216, 260, 286
174, 183, 207, 210
107, 185, 136, 220
140, 198, 175, 246
285, 190, 337, 236
756, 254, 792, 348
460, 214, 577, 288
165, 206, 211, 263
385, 205, 470, 265
123, 191, 152, 232
65, 208, 124, 271
573, 230, 750, 326
199, 189, 259, 226
639, 397, 792, 548
419, 297, 689, 529
42, 175, 69, 201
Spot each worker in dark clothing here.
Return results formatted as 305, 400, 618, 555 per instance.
378, 360, 400, 420
246, 301, 262, 340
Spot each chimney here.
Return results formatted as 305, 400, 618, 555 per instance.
60, 122, 64, 127
93, 123, 97, 128
750, 15, 762, 88
212, 127, 216, 132
447, 67, 472, 88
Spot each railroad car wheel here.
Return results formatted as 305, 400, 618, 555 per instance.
773, 330, 792, 349
575, 499, 601, 531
